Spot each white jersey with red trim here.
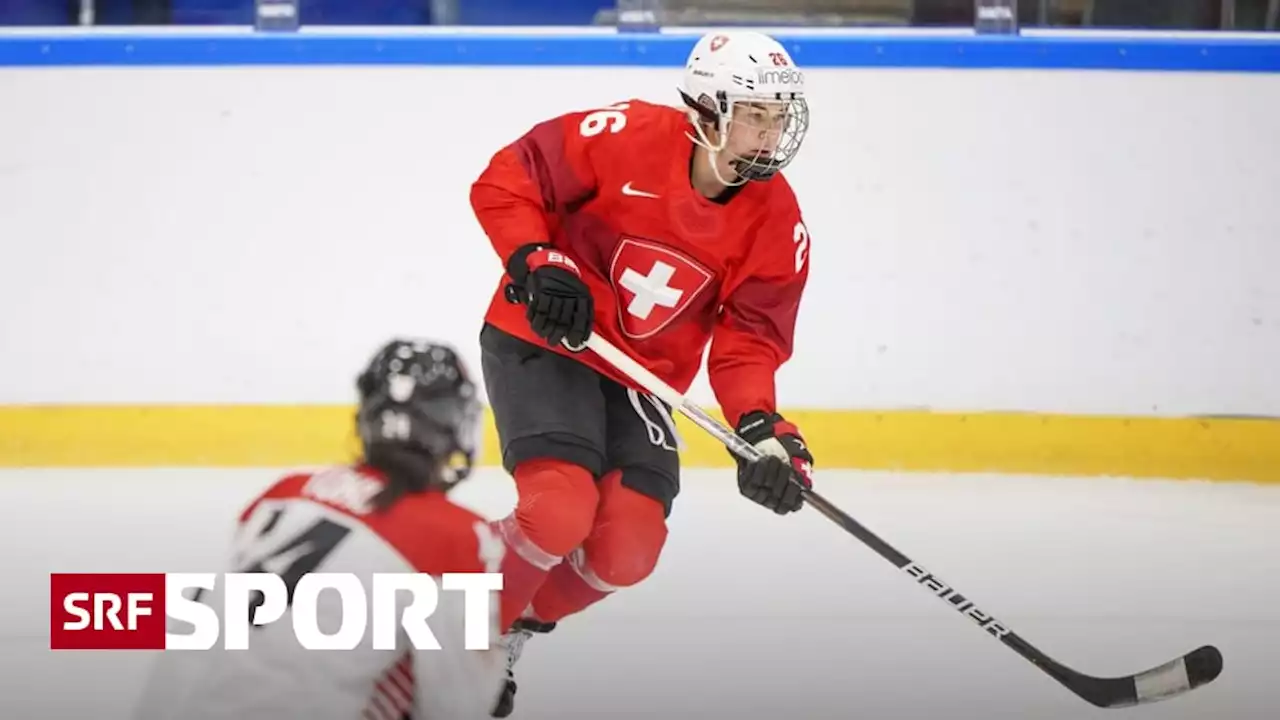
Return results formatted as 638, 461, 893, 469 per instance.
131, 464, 506, 720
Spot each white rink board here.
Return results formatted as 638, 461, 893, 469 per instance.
4, 467, 1278, 719
0, 66, 1278, 415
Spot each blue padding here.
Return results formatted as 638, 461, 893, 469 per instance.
456, 0, 612, 25
0, 32, 1278, 71
166, 0, 432, 25
168, 0, 256, 25
0, 0, 72, 25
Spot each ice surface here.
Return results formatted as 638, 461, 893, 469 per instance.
3, 467, 1277, 719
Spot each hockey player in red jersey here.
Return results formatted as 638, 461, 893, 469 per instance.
132, 339, 506, 720
470, 29, 816, 716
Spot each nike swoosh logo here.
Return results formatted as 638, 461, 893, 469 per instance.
622, 181, 660, 198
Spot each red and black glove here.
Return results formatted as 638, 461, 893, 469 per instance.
505, 244, 594, 351
733, 410, 814, 515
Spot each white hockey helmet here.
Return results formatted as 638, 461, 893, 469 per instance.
679, 30, 810, 185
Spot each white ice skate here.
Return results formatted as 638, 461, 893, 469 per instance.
490, 617, 556, 718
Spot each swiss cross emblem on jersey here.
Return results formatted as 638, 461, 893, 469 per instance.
609, 238, 713, 339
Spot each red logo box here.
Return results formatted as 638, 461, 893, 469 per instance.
50, 573, 167, 650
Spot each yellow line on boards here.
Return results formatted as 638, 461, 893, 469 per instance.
0, 405, 1276, 483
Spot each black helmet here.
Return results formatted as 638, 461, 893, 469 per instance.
355, 338, 482, 486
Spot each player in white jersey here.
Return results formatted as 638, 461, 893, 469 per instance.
132, 338, 506, 720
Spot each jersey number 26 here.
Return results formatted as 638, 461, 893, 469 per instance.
579, 103, 631, 137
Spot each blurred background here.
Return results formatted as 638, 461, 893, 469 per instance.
0, 0, 1276, 31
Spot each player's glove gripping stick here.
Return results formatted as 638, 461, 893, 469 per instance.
733, 410, 813, 515
504, 244, 594, 352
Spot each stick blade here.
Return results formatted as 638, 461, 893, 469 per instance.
1076, 644, 1223, 709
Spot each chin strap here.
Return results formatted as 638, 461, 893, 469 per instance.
684, 127, 748, 188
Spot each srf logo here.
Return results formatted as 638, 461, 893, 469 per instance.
52, 573, 166, 649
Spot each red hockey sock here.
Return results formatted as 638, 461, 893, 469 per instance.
494, 458, 598, 631
492, 514, 553, 632
529, 553, 613, 622
529, 470, 668, 623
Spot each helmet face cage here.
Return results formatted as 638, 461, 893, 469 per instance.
355, 340, 482, 484
720, 92, 809, 182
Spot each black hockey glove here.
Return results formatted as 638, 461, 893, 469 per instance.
733, 410, 814, 515
506, 244, 594, 351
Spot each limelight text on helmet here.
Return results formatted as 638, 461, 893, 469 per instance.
756, 68, 804, 86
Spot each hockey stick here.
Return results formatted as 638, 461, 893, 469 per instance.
579, 331, 1224, 709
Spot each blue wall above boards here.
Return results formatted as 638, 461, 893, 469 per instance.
0, 0, 614, 26
0, 32, 1278, 72
168, 0, 433, 25
0, 0, 74, 25
453, 0, 613, 25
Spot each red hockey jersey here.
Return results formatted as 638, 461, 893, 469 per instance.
471, 99, 811, 428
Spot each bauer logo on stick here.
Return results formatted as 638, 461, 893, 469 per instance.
902, 562, 1011, 639
51, 571, 502, 651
